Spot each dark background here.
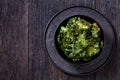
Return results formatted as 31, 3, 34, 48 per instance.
0, 0, 120, 80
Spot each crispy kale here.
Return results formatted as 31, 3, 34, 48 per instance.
57, 17, 103, 62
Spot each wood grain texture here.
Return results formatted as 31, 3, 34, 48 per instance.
29, 0, 120, 80
0, 0, 120, 80
0, 0, 28, 80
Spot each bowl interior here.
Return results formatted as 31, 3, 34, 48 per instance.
55, 15, 104, 63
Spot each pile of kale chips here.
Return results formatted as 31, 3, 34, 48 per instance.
57, 17, 103, 62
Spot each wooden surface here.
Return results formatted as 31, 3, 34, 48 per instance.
0, 0, 120, 80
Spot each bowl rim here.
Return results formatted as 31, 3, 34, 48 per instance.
44, 6, 116, 76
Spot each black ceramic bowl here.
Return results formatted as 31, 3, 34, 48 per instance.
44, 6, 116, 76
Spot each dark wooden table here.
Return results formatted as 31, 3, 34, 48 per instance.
0, 0, 120, 80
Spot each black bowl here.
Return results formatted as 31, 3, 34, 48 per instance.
44, 6, 116, 76
55, 15, 104, 63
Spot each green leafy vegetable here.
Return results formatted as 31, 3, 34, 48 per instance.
57, 17, 103, 62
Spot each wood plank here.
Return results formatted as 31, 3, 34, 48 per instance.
95, 0, 119, 80
28, 0, 47, 80
116, 1, 120, 80
0, 0, 28, 80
